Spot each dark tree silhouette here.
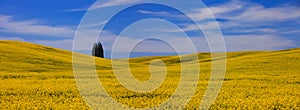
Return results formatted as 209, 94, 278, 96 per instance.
92, 42, 104, 58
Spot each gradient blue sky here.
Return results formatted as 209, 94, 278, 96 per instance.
0, 0, 299, 58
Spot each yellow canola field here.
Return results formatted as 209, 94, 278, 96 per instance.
0, 40, 299, 109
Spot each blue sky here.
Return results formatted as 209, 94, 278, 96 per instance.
0, 0, 299, 58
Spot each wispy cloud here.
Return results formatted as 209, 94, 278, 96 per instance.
137, 10, 185, 19
136, 1, 246, 21
99, 32, 295, 53
66, 0, 146, 12
150, 1, 300, 35
223, 35, 295, 51
183, 34, 295, 52
138, 10, 173, 16
208, 1, 245, 15
229, 4, 300, 22
215, 2, 300, 37
93, 0, 145, 9
158, 21, 219, 33
187, 0, 246, 21
32, 39, 74, 50
134, 1, 246, 32
0, 15, 75, 38
80, 20, 108, 28
0, 36, 24, 41
2, 0, 298, 54
211, 1, 300, 25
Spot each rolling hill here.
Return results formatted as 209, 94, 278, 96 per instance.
0, 40, 112, 72
0, 40, 299, 109
1, 40, 299, 72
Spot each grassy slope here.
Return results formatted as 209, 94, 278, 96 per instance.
0, 40, 113, 72
0, 40, 299, 109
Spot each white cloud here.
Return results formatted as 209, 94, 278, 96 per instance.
193, 1, 300, 39
0, 36, 24, 41
135, 1, 245, 21
109, 36, 198, 53
181, 1, 300, 34
213, 1, 300, 30
209, 1, 245, 15
66, 0, 146, 12
186, 0, 245, 21
190, 1, 300, 23
0, 15, 75, 38
185, 35, 295, 52
138, 10, 172, 16
93, 0, 144, 9
134, 1, 244, 32
165, 21, 220, 32
224, 35, 295, 51
1, 1, 297, 55
230, 5, 300, 22
33, 39, 74, 50
73, 29, 119, 51
137, 10, 186, 19
44, 0, 300, 53
81, 20, 108, 28
94, 29, 294, 53
281, 30, 300, 34
24, 33, 295, 54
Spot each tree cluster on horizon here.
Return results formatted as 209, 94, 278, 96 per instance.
92, 42, 104, 58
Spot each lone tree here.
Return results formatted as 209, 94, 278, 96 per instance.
92, 42, 104, 58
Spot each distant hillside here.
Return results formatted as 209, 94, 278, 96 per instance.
0, 40, 299, 72
122, 46, 300, 70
